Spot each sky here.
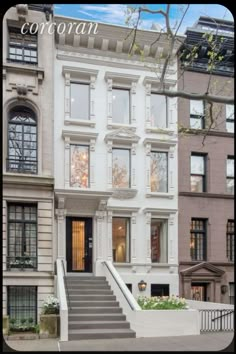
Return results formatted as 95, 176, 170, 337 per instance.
54, 4, 234, 34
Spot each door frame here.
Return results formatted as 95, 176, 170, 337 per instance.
66, 216, 93, 273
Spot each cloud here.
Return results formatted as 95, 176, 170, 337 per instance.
79, 4, 131, 25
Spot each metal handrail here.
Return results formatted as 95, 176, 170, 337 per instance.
212, 310, 234, 322
103, 261, 135, 311
61, 259, 71, 310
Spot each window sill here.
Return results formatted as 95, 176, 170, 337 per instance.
110, 188, 138, 199
107, 122, 136, 132
65, 118, 95, 127
146, 192, 174, 199
145, 127, 175, 135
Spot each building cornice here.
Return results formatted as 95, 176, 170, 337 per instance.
179, 192, 234, 199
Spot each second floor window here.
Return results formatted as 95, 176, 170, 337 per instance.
150, 152, 168, 192
8, 107, 37, 174
112, 88, 130, 124
227, 220, 234, 262
151, 219, 168, 263
9, 27, 37, 64
190, 100, 204, 129
150, 93, 167, 128
7, 204, 37, 270
190, 219, 207, 261
112, 148, 130, 188
191, 154, 206, 192
226, 105, 234, 133
70, 145, 89, 188
226, 157, 234, 194
70, 83, 89, 120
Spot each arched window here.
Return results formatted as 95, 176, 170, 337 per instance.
7, 107, 37, 174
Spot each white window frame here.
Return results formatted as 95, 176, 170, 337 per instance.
105, 71, 139, 131
62, 130, 98, 189
144, 138, 176, 198
63, 66, 98, 127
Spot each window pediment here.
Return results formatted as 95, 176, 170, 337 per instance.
62, 66, 98, 80
62, 130, 98, 142
104, 128, 140, 144
105, 71, 140, 85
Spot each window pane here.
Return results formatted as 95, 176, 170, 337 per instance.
71, 83, 89, 120
227, 179, 234, 194
190, 117, 203, 129
191, 175, 203, 192
190, 100, 204, 115
150, 152, 168, 192
112, 149, 130, 188
190, 219, 206, 261
150, 94, 167, 128
112, 89, 130, 124
226, 105, 234, 120
191, 155, 204, 174
8, 287, 37, 326
70, 145, 89, 188
151, 219, 168, 263
112, 218, 130, 263
227, 158, 234, 177
226, 122, 234, 133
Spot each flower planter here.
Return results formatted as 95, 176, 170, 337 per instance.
39, 314, 60, 338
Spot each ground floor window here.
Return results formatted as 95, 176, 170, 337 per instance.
112, 217, 130, 263
8, 286, 37, 326
229, 283, 234, 305
151, 284, 169, 297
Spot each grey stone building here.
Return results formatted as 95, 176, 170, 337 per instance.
2, 4, 55, 326
178, 17, 234, 303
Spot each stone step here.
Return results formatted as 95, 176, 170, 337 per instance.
70, 301, 119, 307
67, 289, 113, 295
68, 313, 126, 321
68, 295, 116, 301
66, 284, 111, 290
66, 279, 108, 284
68, 307, 122, 314
69, 321, 130, 330
65, 276, 106, 280
68, 328, 136, 340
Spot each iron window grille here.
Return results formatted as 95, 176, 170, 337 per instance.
7, 204, 37, 270
190, 219, 207, 261
190, 154, 206, 192
8, 27, 37, 64
7, 286, 37, 327
7, 107, 37, 174
227, 220, 234, 262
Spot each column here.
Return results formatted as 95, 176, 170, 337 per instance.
90, 75, 96, 125
107, 141, 113, 189
95, 211, 106, 260
168, 214, 175, 264
131, 143, 137, 189
145, 143, 151, 194
131, 81, 137, 125
131, 212, 137, 263
64, 137, 70, 188
145, 212, 151, 263
145, 83, 151, 131
107, 78, 113, 128
64, 72, 70, 121
55, 208, 66, 260
90, 139, 96, 189
168, 146, 175, 194
107, 211, 113, 261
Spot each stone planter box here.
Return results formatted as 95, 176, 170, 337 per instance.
39, 315, 60, 338
3, 316, 9, 335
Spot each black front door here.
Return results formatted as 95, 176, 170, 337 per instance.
66, 217, 93, 272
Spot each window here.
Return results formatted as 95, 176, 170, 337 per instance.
226, 157, 234, 194
7, 204, 37, 270
150, 152, 168, 192
190, 100, 205, 129
7, 107, 37, 174
70, 83, 90, 120
191, 154, 206, 192
227, 220, 234, 262
8, 27, 37, 63
190, 219, 207, 261
226, 105, 234, 133
229, 283, 234, 305
150, 94, 167, 128
112, 148, 130, 188
8, 287, 37, 326
112, 88, 130, 124
151, 219, 168, 263
70, 145, 89, 188
151, 284, 169, 297
112, 217, 130, 263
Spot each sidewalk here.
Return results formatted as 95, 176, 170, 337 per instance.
4, 332, 234, 352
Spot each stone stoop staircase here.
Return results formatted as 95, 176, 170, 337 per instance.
65, 275, 136, 341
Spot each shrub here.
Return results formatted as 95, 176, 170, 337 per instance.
42, 295, 59, 315
137, 295, 189, 310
